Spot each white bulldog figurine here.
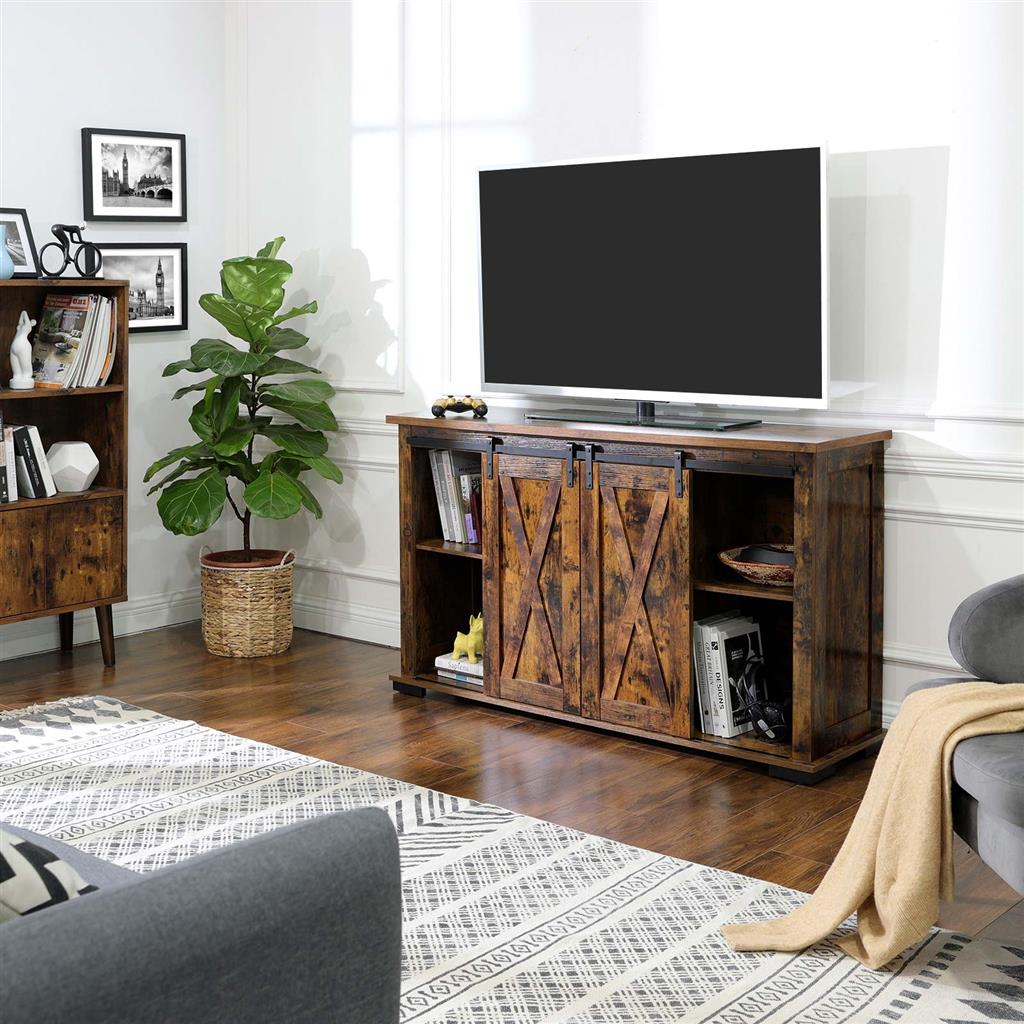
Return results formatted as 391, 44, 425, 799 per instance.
8, 310, 35, 390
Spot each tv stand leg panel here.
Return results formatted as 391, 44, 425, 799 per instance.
95, 604, 115, 667
393, 681, 426, 698
768, 763, 837, 786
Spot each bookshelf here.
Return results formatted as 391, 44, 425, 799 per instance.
0, 279, 129, 666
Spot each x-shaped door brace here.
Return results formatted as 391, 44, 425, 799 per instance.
499, 475, 563, 685
601, 486, 670, 707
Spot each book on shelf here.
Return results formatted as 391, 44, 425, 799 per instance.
7, 424, 55, 498
434, 651, 484, 677
435, 669, 484, 690
694, 611, 761, 738
0, 416, 8, 503
429, 449, 483, 545
31, 292, 115, 390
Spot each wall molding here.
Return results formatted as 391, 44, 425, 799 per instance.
329, 376, 405, 395
293, 591, 399, 647
339, 417, 399, 437
295, 555, 399, 586
885, 502, 1024, 532
884, 450, 1024, 482
882, 641, 963, 674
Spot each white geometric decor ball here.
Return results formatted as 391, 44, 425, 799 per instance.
45, 441, 100, 493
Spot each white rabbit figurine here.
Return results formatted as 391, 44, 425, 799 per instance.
8, 309, 35, 389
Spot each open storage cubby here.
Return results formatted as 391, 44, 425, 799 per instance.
398, 445, 484, 690
388, 411, 890, 782
0, 279, 129, 667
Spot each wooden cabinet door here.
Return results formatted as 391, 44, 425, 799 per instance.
483, 454, 581, 713
582, 463, 690, 736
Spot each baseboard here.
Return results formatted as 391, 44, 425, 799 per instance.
0, 587, 203, 662
292, 591, 400, 648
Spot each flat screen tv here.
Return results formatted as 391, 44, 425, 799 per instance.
478, 145, 828, 422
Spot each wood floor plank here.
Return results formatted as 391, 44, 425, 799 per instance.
0, 623, 1015, 938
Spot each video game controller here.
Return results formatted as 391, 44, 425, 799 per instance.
431, 395, 489, 418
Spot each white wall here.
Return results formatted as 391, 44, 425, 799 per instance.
0, 0, 232, 660
235, 0, 1022, 717
3, 1, 1021, 720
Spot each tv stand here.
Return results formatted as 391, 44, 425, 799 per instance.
385, 410, 893, 783
526, 400, 762, 431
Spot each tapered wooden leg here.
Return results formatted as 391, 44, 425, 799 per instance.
58, 612, 74, 652
95, 604, 115, 667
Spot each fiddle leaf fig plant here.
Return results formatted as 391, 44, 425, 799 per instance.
144, 237, 342, 557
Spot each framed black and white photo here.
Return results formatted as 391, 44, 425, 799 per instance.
0, 208, 39, 278
82, 128, 187, 222
99, 243, 188, 333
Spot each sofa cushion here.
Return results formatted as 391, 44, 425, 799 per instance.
0, 822, 138, 889
948, 574, 1024, 682
953, 733, 1024, 828
1, 828, 99, 923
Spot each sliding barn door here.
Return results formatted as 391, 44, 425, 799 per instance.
483, 454, 581, 713
582, 463, 690, 736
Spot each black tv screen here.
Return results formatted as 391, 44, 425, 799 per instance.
478, 147, 826, 408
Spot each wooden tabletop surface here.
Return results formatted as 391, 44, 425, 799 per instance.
385, 409, 893, 453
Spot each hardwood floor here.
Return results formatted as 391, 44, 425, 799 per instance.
1, 624, 1019, 938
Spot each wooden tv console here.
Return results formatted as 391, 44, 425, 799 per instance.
386, 411, 892, 783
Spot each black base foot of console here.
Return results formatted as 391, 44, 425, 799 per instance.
393, 681, 426, 698
768, 763, 837, 786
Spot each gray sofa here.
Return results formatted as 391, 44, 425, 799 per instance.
0, 808, 402, 1024
908, 574, 1024, 893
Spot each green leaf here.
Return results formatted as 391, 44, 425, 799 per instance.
243, 469, 303, 520
260, 379, 335, 403
172, 376, 222, 401
261, 397, 338, 431
213, 378, 242, 435
190, 338, 264, 377
144, 443, 209, 482
285, 472, 324, 518
162, 358, 199, 377
156, 469, 226, 536
272, 301, 317, 326
263, 326, 308, 352
188, 398, 215, 442
211, 424, 255, 456
288, 454, 343, 484
256, 237, 285, 259
255, 355, 321, 377
198, 293, 273, 344
221, 258, 292, 313
146, 459, 216, 495
260, 424, 328, 457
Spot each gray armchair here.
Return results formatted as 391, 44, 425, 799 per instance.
0, 808, 402, 1024
908, 574, 1024, 893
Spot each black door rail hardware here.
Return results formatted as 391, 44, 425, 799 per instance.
404, 435, 795, 487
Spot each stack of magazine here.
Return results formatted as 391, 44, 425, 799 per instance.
32, 292, 118, 389
692, 611, 764, 738
428, 449, 482, 544
433, 650, 484, 689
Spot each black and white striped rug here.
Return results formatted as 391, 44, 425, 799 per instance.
0, 696, 1018, 1023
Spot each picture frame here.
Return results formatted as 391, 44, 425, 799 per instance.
98, 242, 188, 333
0, 208, 40, 278
82, 128, 187, 222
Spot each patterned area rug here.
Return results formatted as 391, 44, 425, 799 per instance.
1, 696, 1019, 1023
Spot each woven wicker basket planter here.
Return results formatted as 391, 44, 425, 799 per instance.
200, 549, 295, 658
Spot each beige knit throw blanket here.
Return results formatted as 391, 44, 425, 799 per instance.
722, 681, 1024, 969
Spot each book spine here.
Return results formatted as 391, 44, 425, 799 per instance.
459, 474, 478, 543
713, 630, 740, 739
0, 465, 8, 503
28, 427, 56, 496
436, 670, 484, 689
3, 429, 16, 501
12, 428, 43, 498
692, 624, 710, 734
704, 627, 726, 737
428, 450, 453, 541
470, 482, 482, 543
442, 451, 467, 543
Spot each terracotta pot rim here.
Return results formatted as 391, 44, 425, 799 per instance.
201, 548, 295, 569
